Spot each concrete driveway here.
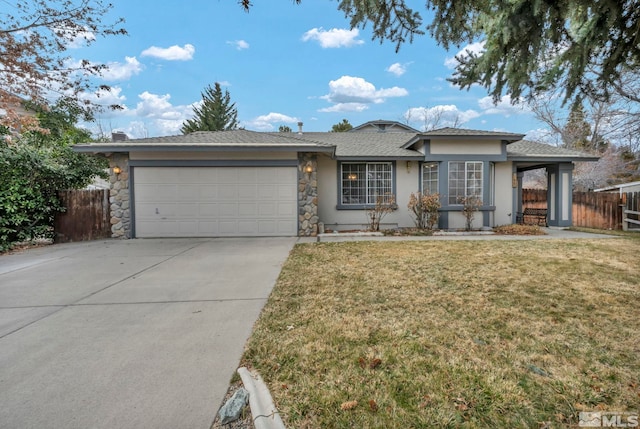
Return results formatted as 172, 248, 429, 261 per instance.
0, 237, 296, 429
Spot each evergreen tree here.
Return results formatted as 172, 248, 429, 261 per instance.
562, 103, 592, 150
278, 125, 292, 132
241, 1, 640, 105
330, 119, 353, 132
181, 83, 239, 133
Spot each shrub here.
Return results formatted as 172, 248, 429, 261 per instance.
0, 138, 106, 251
365, 194, 396, 231
459, 196, 482, 231
408, 192, 441, 230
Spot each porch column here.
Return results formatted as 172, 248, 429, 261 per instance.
516, 171, 524, 216
547, 163, 574, 227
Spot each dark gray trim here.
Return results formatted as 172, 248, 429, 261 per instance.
128, 159, 299, 167
74, 144, 335, 154
336, 161, 397, 210
426, 154, 507, 161
439, 205, 496, 212
509, 156, 597, 162
513, 166, 522, 224
500, 140, 508, 158
439, 211, 448, 229
422, 134, 524, 141
482, 161, 491, 208
483, 210, 491, 227
129, 167, 136, 239
335, 156, 423, 161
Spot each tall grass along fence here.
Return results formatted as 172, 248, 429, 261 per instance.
54, 189, 111, 243
522, 189, 639, 230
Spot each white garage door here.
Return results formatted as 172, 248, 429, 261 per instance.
134, 167, 297, 237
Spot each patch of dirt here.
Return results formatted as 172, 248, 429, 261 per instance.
211, 381, 254, 429
0, 239, 53, 256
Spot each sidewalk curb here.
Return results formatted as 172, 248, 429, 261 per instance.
237, 367, 286, 429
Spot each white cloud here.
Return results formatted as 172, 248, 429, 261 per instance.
78, 86, 128, 111
386, 62, 410, 77
101, 57, 143, 81
141, 44, 195, 61
320, 76, 408, 111
227, 40, 249, 50
444, 41, 485, 69
404, 105, 481, 130
318, 103, 369, 113
477, 95, 529, 116
217, 81, 231, 87
246, 112, 299, 131
301, 27, 364, 48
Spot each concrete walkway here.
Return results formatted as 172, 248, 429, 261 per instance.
304, 228, 619, 243
0, 237, 296, 429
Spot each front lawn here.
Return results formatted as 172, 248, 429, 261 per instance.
242, 238, 640, 428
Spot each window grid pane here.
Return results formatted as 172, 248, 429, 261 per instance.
422, 162, 439, 195
366, 163, 392, 204
448, 161, 483, 205
341, 162, 393, 205
341, 164, 366, 204
448, 161, 465, 204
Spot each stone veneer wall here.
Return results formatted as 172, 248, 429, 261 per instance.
298, 153, 319, 236
108, 153, 131, 238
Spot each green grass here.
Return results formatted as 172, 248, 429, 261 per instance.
242, 238, 640, 428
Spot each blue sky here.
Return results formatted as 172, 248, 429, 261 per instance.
71, 0, 542, 138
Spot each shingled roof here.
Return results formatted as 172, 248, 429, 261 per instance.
507, 140, 599, 161
74, 129, 335, 153
74, 126, 596, 163
280, 132, 421, 159
421, 127, 525, 141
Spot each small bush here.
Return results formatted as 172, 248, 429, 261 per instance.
408, 192, 441, 230
365, 194, 396, 231
459, 196, 482, 231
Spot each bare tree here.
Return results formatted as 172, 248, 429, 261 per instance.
0, 0, 127, 130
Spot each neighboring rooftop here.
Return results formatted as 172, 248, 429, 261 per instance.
350, 119, 420, 133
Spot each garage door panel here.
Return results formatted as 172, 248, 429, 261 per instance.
198, 203, 219, 217
277, 184, 296, 199
135, 167, 297, 237
238, 185, 257, 199
278, 202, 297, 216
218, 185, 238, 199
199, 185, 219, 199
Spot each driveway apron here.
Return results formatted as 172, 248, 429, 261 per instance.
0, 237, 295, 429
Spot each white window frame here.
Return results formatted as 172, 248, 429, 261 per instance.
340, 162, 393, 206
421, 162, 439, 195
448, 161, 483, 205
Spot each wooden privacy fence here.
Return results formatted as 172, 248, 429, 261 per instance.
522, 189, 636, 230
54, 189, 111, 243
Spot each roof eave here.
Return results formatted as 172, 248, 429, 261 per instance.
73, 144, 335, 154
334, 155, 424, 161
422, 133, 525, 142
508, 155, 600, 162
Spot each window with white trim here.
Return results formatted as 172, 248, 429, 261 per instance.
422, 162, 439, 195
341, 162, 393, 205
448, 161, 483, 205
